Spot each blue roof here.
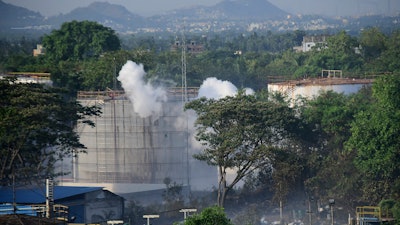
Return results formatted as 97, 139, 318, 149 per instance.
0, 186, 103, 204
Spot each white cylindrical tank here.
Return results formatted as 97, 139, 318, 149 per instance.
268, 78, 374, 100
59, 89, 217, 194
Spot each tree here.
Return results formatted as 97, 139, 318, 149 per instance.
125, 200, 145, 225
80, 49, 156, 91
185, 91, 303, 207
302, 90, 371, 208
43, 20, 120, 62
41, 21, 121, 93
231, 204, 261, 225
265, 50, 299, 77
377, 30, 400, 73
346, 74, 400, 203
162, 177, 184, 216
359, 27, 387, 61
305, 31, 363, 73
0, 79, 100, 186
183, 206, 233, 225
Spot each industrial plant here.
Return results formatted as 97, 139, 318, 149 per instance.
57, 87, 219, 195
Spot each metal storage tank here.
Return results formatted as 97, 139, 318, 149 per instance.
57, 88, 215, 194
268, 77, 374, 100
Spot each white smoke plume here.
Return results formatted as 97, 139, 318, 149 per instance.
117, 65, 254, 190
117, 60, 167, 118
197, 77, 238, 99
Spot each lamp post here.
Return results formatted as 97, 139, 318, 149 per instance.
329, 199, 335, 225
143, 214, 159, 225
179, 208, 197, 220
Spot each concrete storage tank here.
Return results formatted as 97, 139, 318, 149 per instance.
58, 88, 214, 194
268, 77, 374, 100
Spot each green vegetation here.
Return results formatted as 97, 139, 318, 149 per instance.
185, 91, 307, 207
346, 75, 400, 203
182, 206, 233, 225
1, 20, 400, 224
42, 20, 121, 62
0, 78, 100, 186
1, 26, 400, 92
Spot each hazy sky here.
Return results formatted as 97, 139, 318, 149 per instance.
4, 0, 400, 17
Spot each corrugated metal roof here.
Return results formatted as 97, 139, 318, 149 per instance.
0, 186, 103, 204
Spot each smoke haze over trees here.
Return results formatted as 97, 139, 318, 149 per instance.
1, 18, 400, 225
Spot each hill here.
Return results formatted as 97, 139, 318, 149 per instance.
213, 0, 288, 20
0, 0, 44, 30
50, 2, 145, 32
0, 0, 289, 34
0, 0, 399, 37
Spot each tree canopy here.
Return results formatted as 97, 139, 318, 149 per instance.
0, 79, 100, 186
185, 91, 306, 206
42, 20, 121, 62
183, 206, 233, 225
346, 74, 400, 202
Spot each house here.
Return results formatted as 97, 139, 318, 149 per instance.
33, 44, 45, 56
293, 35, 329, 52
0, 186, 124, 224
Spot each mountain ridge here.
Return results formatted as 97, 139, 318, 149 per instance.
0, 0, 399, 36
0, 0, 289, 32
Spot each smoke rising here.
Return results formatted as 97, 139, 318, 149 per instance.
117, 60, 167, 118
117, 62, 254, 190
197, 77, 238, 99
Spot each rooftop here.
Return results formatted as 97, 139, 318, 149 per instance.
0, 186, 103, 204
269, 77, 374, 87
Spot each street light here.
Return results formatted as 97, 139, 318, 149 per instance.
143, 214, 159, 225
329, 199, 335, 225
179, 208, 197, 220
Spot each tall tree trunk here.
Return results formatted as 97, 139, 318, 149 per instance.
217, 167, 227, 207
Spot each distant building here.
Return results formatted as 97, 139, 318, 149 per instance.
0, 72, 52, 85
293, 35, 329, 52
33, 44, 45, 56
171, 40, 204, 54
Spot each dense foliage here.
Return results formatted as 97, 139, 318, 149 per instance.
1, 27, 400, 92
1, 21, 400, 224
185, 91, 309, 206
42, 20, 121, 62
346, 75, 400, 203
0, 78, 100, 186
183, 206, 233, 225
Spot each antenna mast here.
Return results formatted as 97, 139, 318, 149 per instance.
181, 23, 187, 103
181, 20, 191, 198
